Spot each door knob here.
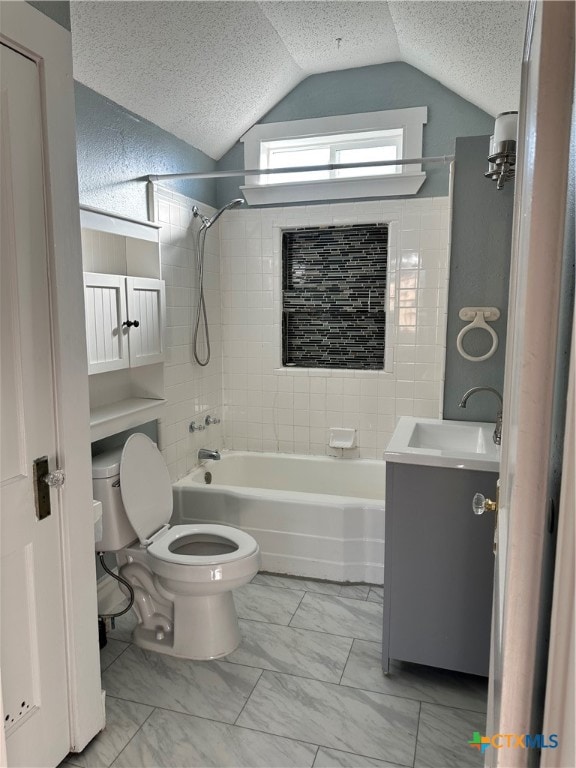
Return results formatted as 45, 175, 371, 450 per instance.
43, 469, 65, 488
472, 493, 498, 515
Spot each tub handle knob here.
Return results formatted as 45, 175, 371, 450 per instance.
189, 421, 205, 433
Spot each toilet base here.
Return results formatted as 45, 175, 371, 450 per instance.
131, 590, 242, 660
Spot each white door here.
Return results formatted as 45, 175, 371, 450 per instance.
126, 277, 166, 367
1, 43, 70, 767
486, 2, 574, 765
84, 272, 129, 374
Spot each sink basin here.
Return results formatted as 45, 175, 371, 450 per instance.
385, 417, 500, 472
408, 422, 491, 453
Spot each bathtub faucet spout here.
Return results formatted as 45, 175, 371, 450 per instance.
198, 448, 221, 462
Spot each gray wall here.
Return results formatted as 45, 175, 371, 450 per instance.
216, 62, 494, 207
75, 83, 218, 221
26, 1, 70, 30
443, 136, 514, 421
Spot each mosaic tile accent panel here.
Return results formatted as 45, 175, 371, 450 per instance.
219, 197, 451, 459
282, 225, 388, 370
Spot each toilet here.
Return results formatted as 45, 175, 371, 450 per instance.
92, 433, 260, 660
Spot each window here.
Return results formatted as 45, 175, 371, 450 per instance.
261, 129, 403, 184
282, 224, 388, 371
241, 108, 427, 204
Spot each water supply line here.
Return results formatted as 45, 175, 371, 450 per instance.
97, 552, 135, 619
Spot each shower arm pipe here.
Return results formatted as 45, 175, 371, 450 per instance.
143, 155, 455, 183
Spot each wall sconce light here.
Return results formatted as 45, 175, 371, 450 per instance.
485, 111, 518, 189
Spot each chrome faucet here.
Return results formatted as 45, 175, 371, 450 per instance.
458, 387, 503, 445
198, 448, 221, 462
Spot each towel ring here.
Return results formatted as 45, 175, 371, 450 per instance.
457, 307, 500, 362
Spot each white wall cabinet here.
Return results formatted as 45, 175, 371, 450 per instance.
126, 277, 166, 367
80, 207, 166, 441
84, 273, 165, 375
84, 273, 128, 374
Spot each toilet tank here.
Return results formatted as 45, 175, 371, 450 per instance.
92, 448, 138, 551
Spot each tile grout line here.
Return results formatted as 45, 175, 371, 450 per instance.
101, 598, 485, 764
225, 654, 349, 687
310, 744, 321, 768
407, 697, 488, 716
337, 637, 355, 685
240, 590, 486, 709
254, 576, 381, 600
232, 667, 264, 726
99, 654, 436, 765
103, 625, 487, 713
287, 588, 385, 612
334, 678, 487, 715
286, 590, 383, 639
338, 586, 370, 602
237, 613, 381, 644
102, 694, 269, 735
412, 701, 422, 768
235, 614, 302, 629
100, 641, 131, 673
314, 742, 414, 768
104, 676, 486, 737
286, 585, 308, 626
106, 706, 158, 768
231, 717, 415, 768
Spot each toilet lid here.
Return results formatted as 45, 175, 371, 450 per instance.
120, 433, 173, 543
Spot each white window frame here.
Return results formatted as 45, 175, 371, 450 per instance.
261, 129, 404, 183
241, 107, 427, 205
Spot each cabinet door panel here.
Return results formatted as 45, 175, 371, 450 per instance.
83, 272, 128, 374
126, 277, 165, 367
383, 463, 496, 676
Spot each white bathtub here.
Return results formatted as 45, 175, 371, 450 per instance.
172, 451, 386, 584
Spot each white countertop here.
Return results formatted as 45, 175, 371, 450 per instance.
384, 417, 500, 472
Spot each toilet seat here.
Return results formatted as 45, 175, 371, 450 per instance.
120, 434, 259, 569
148, 523, 258, 566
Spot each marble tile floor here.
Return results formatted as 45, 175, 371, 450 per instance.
63, 573, 487, 768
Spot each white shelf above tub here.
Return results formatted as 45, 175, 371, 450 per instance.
90, 397, 166, 442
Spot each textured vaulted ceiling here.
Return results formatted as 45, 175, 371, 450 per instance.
70, 1, 527, 160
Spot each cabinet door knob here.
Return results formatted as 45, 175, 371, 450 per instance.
122, 320, 140, 328
472, 493, 498, 515
133, 320, 140, 328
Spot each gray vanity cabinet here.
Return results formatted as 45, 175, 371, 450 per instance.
382, 462, 497, 677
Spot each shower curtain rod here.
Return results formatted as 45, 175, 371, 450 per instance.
144, 155, 455, 182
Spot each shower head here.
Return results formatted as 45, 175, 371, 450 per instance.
194, 198, 245, 230
206, 198, 245, 228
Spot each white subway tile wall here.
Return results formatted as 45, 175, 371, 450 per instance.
220, 198, 451, 460
156, 189, 224, 481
